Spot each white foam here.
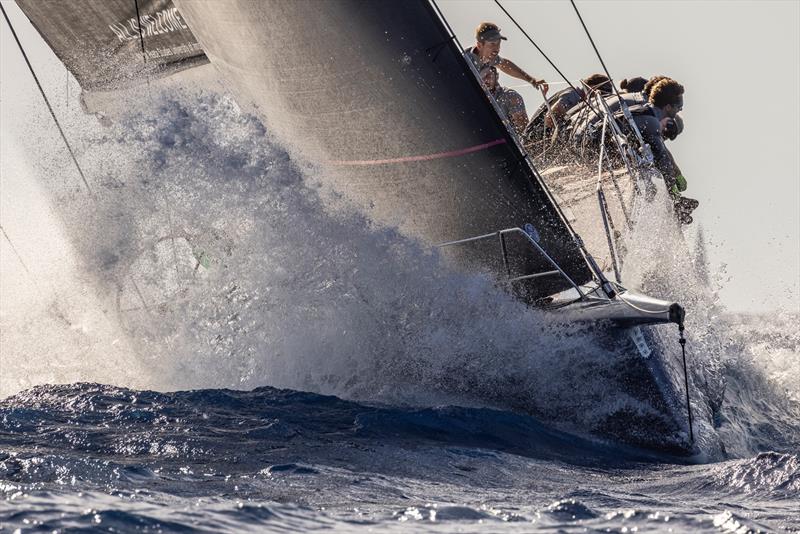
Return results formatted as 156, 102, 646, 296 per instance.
2, 84, 797, 457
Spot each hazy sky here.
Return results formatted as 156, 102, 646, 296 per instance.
1, 0, 798, 314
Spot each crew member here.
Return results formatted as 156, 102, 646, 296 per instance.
620, 77, 647, 94
544, 74, 612, 129
480, 65, 528, 136
522, 74, 612, 153
637, 78, 684, 180
643, 75, 670, 100
638, 79, 698, 224
465, 22, 548, 93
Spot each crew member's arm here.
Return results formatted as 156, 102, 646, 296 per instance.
638, 115, 679, 185
655, 142, 691, 200
666, 152, 688, 193
497, 57, 548, 94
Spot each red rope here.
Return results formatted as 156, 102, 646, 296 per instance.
330, 138, 506, 166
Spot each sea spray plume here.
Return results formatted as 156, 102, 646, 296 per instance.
5, 85, 797, 455
92, 92, 711, 450
619, 184, 728, 454
619, 183, 800, 456
4, 88, 682, 447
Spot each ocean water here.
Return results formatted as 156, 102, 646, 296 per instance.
1, 379, 798, 533
1, 82, 799, 532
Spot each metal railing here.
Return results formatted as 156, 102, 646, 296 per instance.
436, 227, 586, 299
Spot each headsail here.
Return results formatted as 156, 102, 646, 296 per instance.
15, 0, 207, 91
175, 0, 595, 299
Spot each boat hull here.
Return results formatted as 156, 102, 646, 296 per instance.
538, 287, 693, 453
597, 323, 692, 454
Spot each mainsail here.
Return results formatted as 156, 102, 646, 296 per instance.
174, 0, 595, 299
15, 0, 207, 91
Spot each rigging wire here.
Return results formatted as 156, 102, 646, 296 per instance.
0, 2, 94, 196
133, 0, 147, 62
507, 79, 576, 89
569, 0, 651, 155
568, 0, 624, 104
493, 0, 601, 119
0, 224, 32, 277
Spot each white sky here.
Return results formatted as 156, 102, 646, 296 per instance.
1, 0, 799, 314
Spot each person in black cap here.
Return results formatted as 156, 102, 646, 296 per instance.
464, 22, 548, 93
661, 114, 683, 141
479, 65, 528, 135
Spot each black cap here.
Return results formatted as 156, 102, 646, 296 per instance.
476, 22, 507, 42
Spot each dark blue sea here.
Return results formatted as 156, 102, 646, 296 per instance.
1, 88, 798, 532
2, 368, 799, 532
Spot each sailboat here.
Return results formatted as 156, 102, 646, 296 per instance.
7, 0, 696, 453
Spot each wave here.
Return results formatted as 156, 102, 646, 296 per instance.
0, 383, 658, 470
2, 383, 797, 532
2, 84, 798, 458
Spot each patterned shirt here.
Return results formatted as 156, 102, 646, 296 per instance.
464, 47, 502, 71
491, 86, 526, 120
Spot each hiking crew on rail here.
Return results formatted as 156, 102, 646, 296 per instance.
466, 23, 699, 225
464, 22, 548, 93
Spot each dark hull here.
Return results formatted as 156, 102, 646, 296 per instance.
536, 287, 692, 454
599, 324, 692, 454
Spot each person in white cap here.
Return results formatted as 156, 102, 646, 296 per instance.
464, 22, 548, 93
